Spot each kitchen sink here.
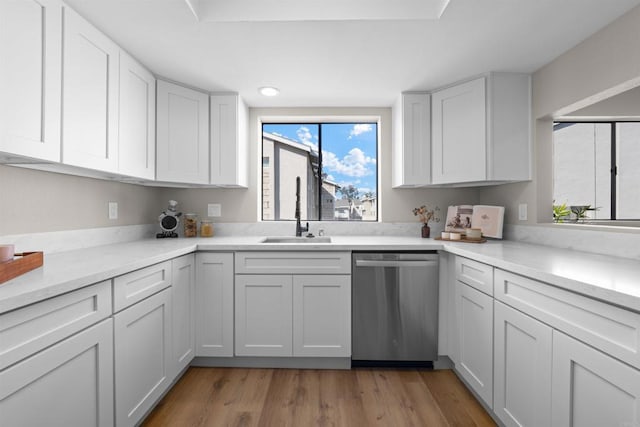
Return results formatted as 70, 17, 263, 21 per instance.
260, 236, 332, 244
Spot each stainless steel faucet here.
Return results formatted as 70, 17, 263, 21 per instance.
295, 176, 309, 237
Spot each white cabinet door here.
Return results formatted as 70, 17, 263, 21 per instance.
119, 50, 155, 180
195, 252, 234, 357
0, 0, 62, 162
432, 77, 486, 184
62, 7, 119, 172
156, 80, 209, 184
210, 94, 248, 187
457, 281, 493, 407
114, 288, 172, 427
552, 331, 640, 427
171, 254, 195, 377
494, 301, 552, 427
392, 92, 431, 187
292, 275, 351, 357
0, 319, 114, 427
235, 275, 293, 357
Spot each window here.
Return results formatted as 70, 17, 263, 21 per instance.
553, 121, 640, 221
262, 122, 378, 221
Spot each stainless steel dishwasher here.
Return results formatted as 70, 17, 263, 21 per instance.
352, 251, 439, 366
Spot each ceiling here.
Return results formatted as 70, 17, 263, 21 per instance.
64, 0, 640, 108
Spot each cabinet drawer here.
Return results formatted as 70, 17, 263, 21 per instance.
455, 256, 493, 296
113, 261, 172, 312
235, 252, 351, 275
0, 280, 112, 369
495, 269, 640, 370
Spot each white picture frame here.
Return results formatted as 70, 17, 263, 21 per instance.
471, 205, 505, 239
444, 205, 474, 232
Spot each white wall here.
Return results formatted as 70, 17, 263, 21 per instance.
0, 164, 163, 236
480, 4, 640, 225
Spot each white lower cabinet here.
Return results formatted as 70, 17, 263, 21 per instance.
235, 274, 293, 357
493, 301, 552, 427
235, 273, 351, 358
456, 281, 493, 407
293, 275, 351, 357
195, 252, 234, 357
0, 318, 114, 427
114, 288, 172, 427
171, 254, 195, 377
552, 331, 640, 427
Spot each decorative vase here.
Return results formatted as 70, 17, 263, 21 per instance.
421, 224, 430, 238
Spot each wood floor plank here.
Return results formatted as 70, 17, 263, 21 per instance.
420, 370, 496, 427
144, 367, 496, 427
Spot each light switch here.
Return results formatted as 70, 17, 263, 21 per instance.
208, 203, 221, 217
518, 203, 527, 221
108, 202, 118, 220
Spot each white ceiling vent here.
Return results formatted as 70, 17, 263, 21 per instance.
185, 0, 451, 22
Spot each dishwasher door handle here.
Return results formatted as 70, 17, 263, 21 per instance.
354, 259, 438, 268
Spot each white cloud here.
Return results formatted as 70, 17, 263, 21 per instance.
323, 147, 376, 177
348, 124, 373, 139
296, 126, 318, 150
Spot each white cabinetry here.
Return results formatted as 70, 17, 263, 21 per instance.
493, 301, 552, 427
234, 252, 351, 358
392, 92, 431, 187
119, 51, 156, 180
0, 281, 114, 426
454, 256, 494, 407
156, 80, 209, 184
0, 319, 114, 427
195, 252, 234, 357
62, 7, 119, 172
0, 0, 62, 162
114, 288, 172, 427
457, 282, 493, 407
552, 331, 640, 427
210, 94, 248, 187
292, 274, 351, 357
235, 274, 293, 357
431, 73, 530, 185
171, 254, 195, 377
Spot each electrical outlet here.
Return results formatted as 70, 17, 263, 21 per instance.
108, 202, 118, 220
518, 203, 527, 221
208, 203, 221, 217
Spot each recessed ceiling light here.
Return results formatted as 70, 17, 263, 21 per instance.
259, 87, 280, 97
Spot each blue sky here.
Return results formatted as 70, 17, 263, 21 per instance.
263, 123, 377, 196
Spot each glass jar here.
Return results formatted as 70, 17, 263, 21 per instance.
184, 213, 198, 237
200, 220, 214, 237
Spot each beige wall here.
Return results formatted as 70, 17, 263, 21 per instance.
480, 5, 640, 225
0, 164, 163, 235
164, 107, 479, 223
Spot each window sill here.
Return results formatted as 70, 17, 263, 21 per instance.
547, 221, 640, 233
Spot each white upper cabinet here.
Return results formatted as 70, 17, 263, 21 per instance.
210, 94, 248, 187
431, 73, 531, 185
156, 80, 209, 184
0, 0, 62, 162
118, 51, 155, 180
62, 6, 119, 173
392, 93, 431, 187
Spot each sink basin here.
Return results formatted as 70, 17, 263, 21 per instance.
261, 236, 332, 244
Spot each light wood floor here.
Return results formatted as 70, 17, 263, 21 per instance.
143, 367, 496, 427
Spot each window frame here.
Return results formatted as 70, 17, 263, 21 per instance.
260, 118, 380, 222
553, 120, 640, 221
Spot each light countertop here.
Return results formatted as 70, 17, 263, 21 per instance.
1, 235, 639, 314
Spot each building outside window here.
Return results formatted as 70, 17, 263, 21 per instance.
553, 121, 640, 221
262, 123, 378, 221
